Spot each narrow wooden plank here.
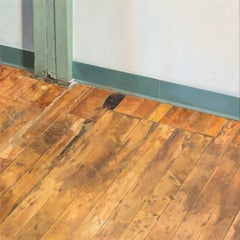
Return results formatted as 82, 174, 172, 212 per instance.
0, 64, 15, 80
1, 66, 238, 240
198, 167, 240, 240
119, 210, 159, 240
148, 103, 173, 122
117, 132, 211, 240
70, 88, 111, 120
2, 76, 37, 101
0, 82, 56, 145
33, 84, 65, 110
43, 120, 158, 240
231, 128, 240, 147
0, 84, 88, 171
0, 99, 34, 148
0, 113, 80, 199
114, 95, 144, 115
0, 85, 64, 153
0, 115, 87, 223
0, 68, 28, 96
0, 99, 31, 134
23, 79, 52, 101
93, 129, 193, 240
0, 78, 51, 120
0, 111, 138, 239
224, 211, 240, 240
0, 95, 9, 110
171, 145, 239, 240
14, 112, 139, 240
132, 99, 160, 119
120, 133, 211, 240
145, 120, 240, 240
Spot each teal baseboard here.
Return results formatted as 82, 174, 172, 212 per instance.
0, 45, 239, 120
0, 45, 34, 72
73, 61, 240, 120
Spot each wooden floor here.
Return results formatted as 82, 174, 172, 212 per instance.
0, 64, 239, 240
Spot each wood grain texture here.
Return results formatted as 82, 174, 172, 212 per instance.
114, 95, 144, 115
0, 65, 239, 240
148, 103, 173, 122
132, 99, 160, 119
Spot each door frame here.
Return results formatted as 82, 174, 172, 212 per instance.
33, 0, 72, 82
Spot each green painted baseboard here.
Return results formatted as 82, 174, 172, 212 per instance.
0, 45, 34, 72
0, 45, 239, 120
73, 62, 240, 120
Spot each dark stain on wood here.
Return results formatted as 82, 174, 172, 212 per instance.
59, 119, 93, 158
1, 65, 239, 240
103, 93, 125, 110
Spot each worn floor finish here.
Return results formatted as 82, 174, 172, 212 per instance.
0, 64, 239, 240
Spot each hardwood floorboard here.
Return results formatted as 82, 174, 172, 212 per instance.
148, 103, 173, 122
224, 211, 240, 240
145, 121, 240, 240
12, 112, 139, 240
114, 95, 144, 115
43, 120, 160, 240
0, 65, 239, 240
0, 84, 88, 172
0, 65, 15, 80
0, 67, 30, 96
132, 99, 160, 119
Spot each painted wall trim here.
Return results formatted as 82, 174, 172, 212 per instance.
73, 61, 240, 120
0, 45, 239, 120
0, 45, 34, 72
33, 0, 72, 81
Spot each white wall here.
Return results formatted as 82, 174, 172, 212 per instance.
74, 0, 239, 97
0, 0, 33, 51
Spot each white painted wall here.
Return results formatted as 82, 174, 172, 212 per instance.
0, 0, 33, 51
74, 0, 239, 97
